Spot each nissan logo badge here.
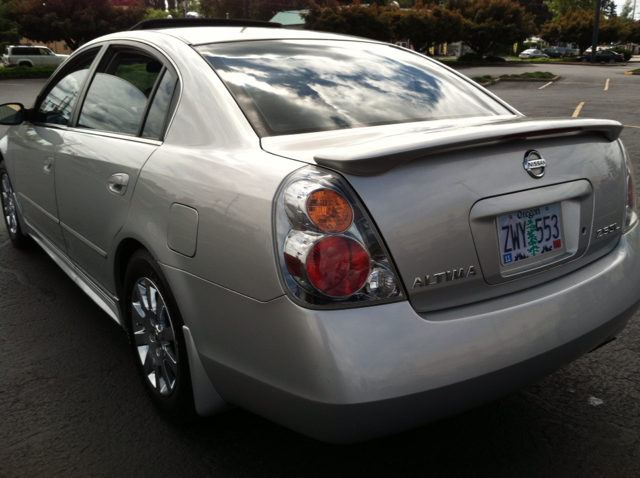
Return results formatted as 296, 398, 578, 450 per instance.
523, 150, 547, 179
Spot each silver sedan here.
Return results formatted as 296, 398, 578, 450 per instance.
1, 19, 639, 443
519, 48, 549, 59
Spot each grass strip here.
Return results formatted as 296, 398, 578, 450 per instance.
499, 72, 556, 79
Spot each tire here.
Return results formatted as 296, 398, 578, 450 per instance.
17, 62, 32, 67
1, 161, 30, 248
124, 249, 197, 423
609, 59, 616, 63
581, 57, 588, 62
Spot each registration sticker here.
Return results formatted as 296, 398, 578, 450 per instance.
497, 203, 564, 266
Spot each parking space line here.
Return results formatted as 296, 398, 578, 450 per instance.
605, 79, 610, 91
539, 82, 553, 89
572, 102, 585, 117
624, 125, 640, 129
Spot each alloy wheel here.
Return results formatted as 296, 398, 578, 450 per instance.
1, 172, 19, 236
130, 277, 178, 396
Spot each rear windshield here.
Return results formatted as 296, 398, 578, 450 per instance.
196, 40, 513, 137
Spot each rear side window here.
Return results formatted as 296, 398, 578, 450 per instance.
79, 52, 161, 135
197, 40, 513, 136
142, 70, 176, 139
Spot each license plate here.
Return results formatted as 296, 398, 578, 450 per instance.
497, 203, 564, 266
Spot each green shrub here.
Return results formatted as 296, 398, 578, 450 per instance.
458, 52, 484, 62
471, 75, 495, 83
499, 71, 555, 79
610, 48, 632, 61
0, 65, 56, 79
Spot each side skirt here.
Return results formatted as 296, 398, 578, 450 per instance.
25, 219, 122, 325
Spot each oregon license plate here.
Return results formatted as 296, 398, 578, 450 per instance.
497, 203, 564, 266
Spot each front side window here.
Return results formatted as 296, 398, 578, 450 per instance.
35, 50, 99, 126
196, 40, 514, 136
78, 52, 161, 135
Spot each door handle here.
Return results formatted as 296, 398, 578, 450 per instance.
107, 173, 130, 196
43, 157, 54, 174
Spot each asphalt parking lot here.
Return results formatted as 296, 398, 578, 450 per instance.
1, 65, 640, 477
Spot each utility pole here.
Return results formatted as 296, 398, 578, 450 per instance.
590, 0, 602, 63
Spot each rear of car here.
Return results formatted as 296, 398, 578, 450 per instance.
180, 33, 639, 442
1, 25, 639, 444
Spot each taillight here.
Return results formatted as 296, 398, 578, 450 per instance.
623, 144, 638, 233
275, 166, 404, 307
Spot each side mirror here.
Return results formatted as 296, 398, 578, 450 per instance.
0, 103, 27, 125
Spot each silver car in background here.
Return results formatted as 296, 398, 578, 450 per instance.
1, 45, 69, 67
1, 19, 639, 443
518, 48, 549, 59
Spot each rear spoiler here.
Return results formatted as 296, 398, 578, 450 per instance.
314, 118, 623, 176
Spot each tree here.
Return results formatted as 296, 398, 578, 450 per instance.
545, 0, 617, 20
144, 7, 171, 20
620, 0, 634, 21
541, 8, 622, 53
303, 1, 394, 43
200, 0, 310, 21
12, 0, 146, 50
627, 21, 640, 43
446, 0, 536, 57
514, 0, 552, 28
385, 4, 466, 53
143, 0, 165, 9
0, 1, 20, 46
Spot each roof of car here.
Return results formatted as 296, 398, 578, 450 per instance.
119, 22, 371, 47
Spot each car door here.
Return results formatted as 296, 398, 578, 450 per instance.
54, 44, 178, 291
27, 47, 42, 67
38, 47, 56, 67
10, 47, 101, 251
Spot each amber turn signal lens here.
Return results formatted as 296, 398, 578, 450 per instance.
307, 189, 353, 233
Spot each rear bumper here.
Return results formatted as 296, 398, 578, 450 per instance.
162, 225, 640, 443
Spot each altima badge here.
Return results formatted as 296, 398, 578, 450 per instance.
523, 150, 547, 179
412, 266, 477, 289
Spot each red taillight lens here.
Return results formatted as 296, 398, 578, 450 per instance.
306, 236, 370, 297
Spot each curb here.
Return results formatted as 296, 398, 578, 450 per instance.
446, 60, 627, 67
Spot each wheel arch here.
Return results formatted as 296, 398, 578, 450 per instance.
114, 237, 147, 326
